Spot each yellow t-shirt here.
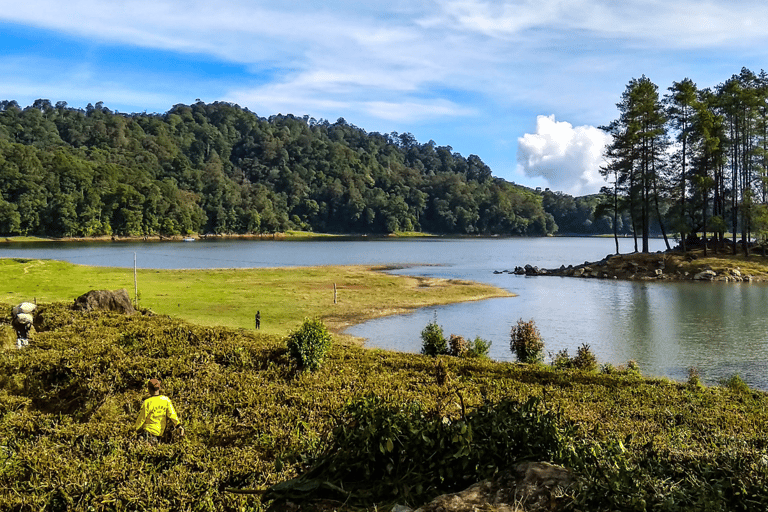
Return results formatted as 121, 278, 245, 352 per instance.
134, 395, 181, 437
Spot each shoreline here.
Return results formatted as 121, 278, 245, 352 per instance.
507, 248, 768, 283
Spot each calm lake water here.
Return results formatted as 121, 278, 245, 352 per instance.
2, 237, 767, 389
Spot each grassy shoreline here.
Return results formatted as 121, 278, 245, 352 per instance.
0, 258, 513, 340
0, 231, 441, 243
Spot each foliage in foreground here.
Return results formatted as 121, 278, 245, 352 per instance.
266, 395, 578, 507
269, 393, 768, 512
2, 302, 768, 511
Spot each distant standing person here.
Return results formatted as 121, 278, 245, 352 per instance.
134, 378, 184, 444
255, 311, 261, 330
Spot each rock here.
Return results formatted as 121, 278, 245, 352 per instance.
693, 270, 717, 281
73, 289, 136, 314
411, 462, 574, 512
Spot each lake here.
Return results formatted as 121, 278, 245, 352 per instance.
2, 236, 766, 389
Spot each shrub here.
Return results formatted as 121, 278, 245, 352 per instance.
465, 336, 492, 359
552, 348, 571, 370
510, 318, 544, 364
448, 334, 468, 357
625, 360, 640, 374
720, 374, 750, 394
285, 318, 333, 371
265, 395, 578, 507
687, 367, 702, 388
572, 343, 598, 371
420, 319, 448, 356
447, 334, 491, 359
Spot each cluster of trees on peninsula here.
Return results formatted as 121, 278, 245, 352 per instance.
602, 67, 768, 255
0, 100, 556, 237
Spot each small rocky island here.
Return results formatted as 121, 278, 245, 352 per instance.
503, 249, 765, 283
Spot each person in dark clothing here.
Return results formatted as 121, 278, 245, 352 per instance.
255, 311, 261, 329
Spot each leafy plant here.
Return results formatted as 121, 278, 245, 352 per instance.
720, 373, 750, 394
552, 348, 571, 370
448, 334, 468, 357
551, 344, 597, 371
420, 317, 448, 356
285, 318, 333, 372
265, 395, 578, 507
687, 366, 702, 388
465, 336, 492, 359
571, 343, 598, 371
510, 318, 544, 364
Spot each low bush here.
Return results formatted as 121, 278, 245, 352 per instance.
510, 318, 544, 363
688, 366, 703, 388
444, 334, 490, 359
551, 344, 597, 371
285, 317, 332, 372
571, 343, 598, 371
448, 334, 468, 357
465, 336, 492, 359
720, 373, 751, 394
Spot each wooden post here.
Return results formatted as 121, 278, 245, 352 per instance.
134, 252, 138, 308
333, 283, 337, 304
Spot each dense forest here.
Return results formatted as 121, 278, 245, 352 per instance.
0, 100, 561, 238
602, 67, 768, 254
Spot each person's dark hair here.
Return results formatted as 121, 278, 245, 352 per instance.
148, 378, 161, 393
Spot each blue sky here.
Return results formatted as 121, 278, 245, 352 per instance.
2, 1, 768, 196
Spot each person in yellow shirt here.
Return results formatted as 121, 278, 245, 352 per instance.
134, 378, 185, 443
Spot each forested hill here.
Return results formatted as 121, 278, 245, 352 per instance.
0, 100, 557, 238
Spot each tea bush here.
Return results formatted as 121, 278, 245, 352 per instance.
265, 395, 579, 507
285, 317, 332, 372
510, 318, 544, 363
3, 301, 768, 511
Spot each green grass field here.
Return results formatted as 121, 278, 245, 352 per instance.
0, 258, 512, 338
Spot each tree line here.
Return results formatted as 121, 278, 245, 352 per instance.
601, 67, 768, 255
0, 100, 556, 238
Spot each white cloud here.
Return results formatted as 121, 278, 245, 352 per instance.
516, 115, 611, 196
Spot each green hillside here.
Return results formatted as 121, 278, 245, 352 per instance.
0, 101, 553, 238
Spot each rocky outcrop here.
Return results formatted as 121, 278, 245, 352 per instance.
73, 289, 136, 314
503, 251, 761, 283
393, 462, 574, 512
